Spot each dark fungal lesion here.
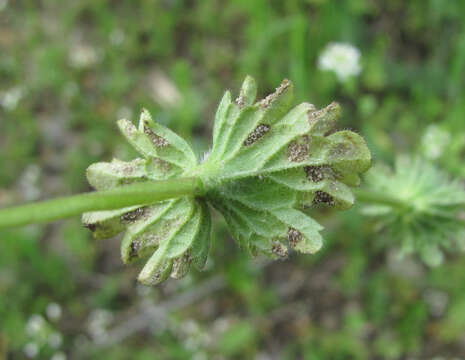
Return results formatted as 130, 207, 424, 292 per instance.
129, 240, 142, 260
235, 94, 246, 108
173, 251, 191, 268
171, 252, 192, 279
312, 191, 335, 206
287, 227, 302, 248
121, 207, 147, 224
150, 260, 172, 284
119, 176, 148, 186
272, 241, 289, 258
180, 251, 191, 263
235, 98, 244, 108
244, 124, 270, 146
307, 102, 339, 136
83, 223, 97, 232
304, 165, 326, 182
288, 136, 309, 162
259, 79, 290, 108
147, 157, 172, 174
150, 268, 164, 284
144, 123, 169, 147
329, 141, 354, 159
116, 159, 143, 176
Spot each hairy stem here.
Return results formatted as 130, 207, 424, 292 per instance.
0, 177, 203, 228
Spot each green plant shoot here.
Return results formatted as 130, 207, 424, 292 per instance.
0, 76, 372, 285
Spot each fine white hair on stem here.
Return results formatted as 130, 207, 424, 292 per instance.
200, 148, 212, 163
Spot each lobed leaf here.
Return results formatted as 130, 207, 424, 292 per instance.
118, 110, 196, 169
83, 76, 372, 286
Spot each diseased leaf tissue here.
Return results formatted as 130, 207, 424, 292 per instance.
82, 77, 372, 285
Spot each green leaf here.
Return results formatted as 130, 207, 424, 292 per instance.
138, 108, 197, 167
138, 201, 202, 285
190, 200, 212, 270
86, 158, 147, 190
362, 156, 465, 266
271, 207, 323, 254
118, 109, 196, 169
82, 205, 140, 239
83, 76, 372, 285
120, 199, 184, 264
236, 75, 257, 108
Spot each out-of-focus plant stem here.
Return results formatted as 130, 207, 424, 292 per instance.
353, 188, 408, 210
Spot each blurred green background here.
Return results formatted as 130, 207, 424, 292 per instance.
1, 0, 465, 359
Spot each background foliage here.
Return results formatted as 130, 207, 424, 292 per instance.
1, 0, 465, 359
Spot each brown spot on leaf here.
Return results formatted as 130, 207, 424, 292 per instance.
287, 228, 302, 247
171, 252, 192, 279
83, 223, 97, 232
329, 142, 353, 159
129, 240, 142, 259
307, 102, 340, 135
259, 79, 290, 108
313, 191, 334, 206
307, 110, 319, 124
149, 157, 172, 174
272, 242, 289, 258
151, 270, 163, 283
288, 136, 309, 162
121, 207, 147, 224
244, 124, 270, 146
144, 123, 169, 147
305, 165, 325, 182
120, 176, 148, 186
123, 121, 136, 136
119, 161, 140, 175
149, 261, 171, 284
236, 95, 245, 108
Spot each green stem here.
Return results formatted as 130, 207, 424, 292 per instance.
0, 177, 203, 228
353, 188, 408, 210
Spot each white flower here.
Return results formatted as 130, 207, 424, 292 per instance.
26, 314, 46, 336
51, 352, 67, 360
46, 303, 62, 321
23, 342, 39, 358
48, 332, 63, 348
318, 42, 362, 81
0, 86, 23, 110
421, 125, 451, 160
